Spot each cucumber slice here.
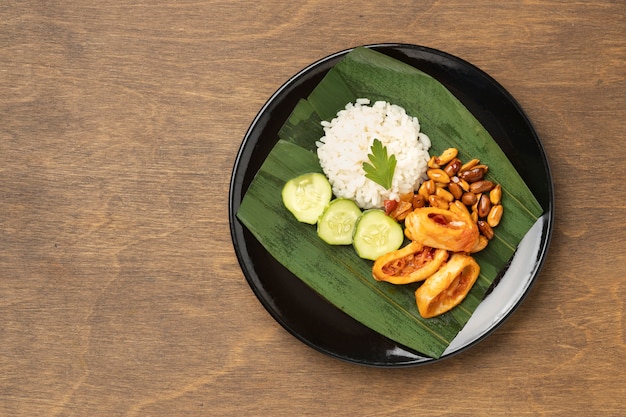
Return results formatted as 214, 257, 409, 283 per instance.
317, 199, 362, 245
281, 173, 332, 224
352, 209, 404, 261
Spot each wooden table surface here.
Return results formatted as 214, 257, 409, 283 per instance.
2, 1, 625, 416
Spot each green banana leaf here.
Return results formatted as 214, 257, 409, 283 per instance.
237, 47, 543, 359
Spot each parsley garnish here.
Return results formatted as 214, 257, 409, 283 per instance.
362, 139, 397, 190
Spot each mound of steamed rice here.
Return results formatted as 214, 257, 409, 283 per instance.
316, 98, 431, 209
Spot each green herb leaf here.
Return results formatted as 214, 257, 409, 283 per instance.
362, 139, 397, 190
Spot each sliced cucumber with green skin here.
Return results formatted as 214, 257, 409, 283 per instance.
317, 198, 362, 245
352, 209, 404, 261
281, 173, 332, 224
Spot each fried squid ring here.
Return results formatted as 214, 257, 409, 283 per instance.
404, 203, 479, 253
372, 241, 449, 284
415, 253, 480, 318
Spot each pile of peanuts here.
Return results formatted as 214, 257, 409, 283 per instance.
386, 147, 504, 251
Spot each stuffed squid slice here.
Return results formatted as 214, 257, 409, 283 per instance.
415, 253, 480, 318
404, 201, 479, 253
373, 241, 449, 285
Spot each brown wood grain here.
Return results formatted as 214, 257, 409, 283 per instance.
1, 1, 625, 415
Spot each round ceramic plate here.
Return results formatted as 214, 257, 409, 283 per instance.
229, 44, 554, 367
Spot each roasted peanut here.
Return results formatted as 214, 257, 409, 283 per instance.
417, 183, 428, 200
443, 157, 462, 177
489, 184, 502, 205
412, 193, 426, 209
435, 148, 458, 165
461, 192, 478, 206
471, 194, 481, 220
426, 168, 451, 184
470, 209, 478, 224
459, 158, 480, 173
477, 220, 494, 240
478, 194, 492, 218
487, 204, 503, 227
470, 235, 489, 253
435, 187, 455, 202
451, 200, 471, 216
424, 179, 436, 194
399, 192, 414, 202
418, 179, 435, 199
474, 164, 489, 174
427, 156, 440, 169
458, 166, 485, 183
448, 182, 464, 200
470, 180, 495, 194
455, 177, 470, 192
428, 195, 450, 210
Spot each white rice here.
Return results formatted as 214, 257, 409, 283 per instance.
316, 98, 431, 209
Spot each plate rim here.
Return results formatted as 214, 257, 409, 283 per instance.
228, 43, 554, 367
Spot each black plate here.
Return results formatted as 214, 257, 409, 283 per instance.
229, 44, 554, 367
